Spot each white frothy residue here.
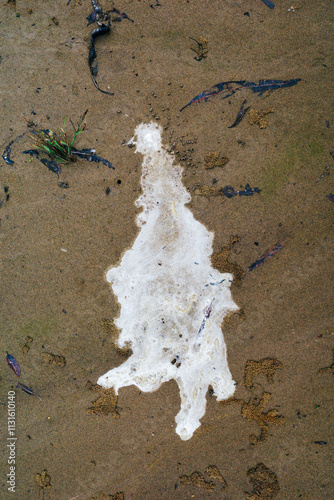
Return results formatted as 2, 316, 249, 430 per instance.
97, 122, 238, 440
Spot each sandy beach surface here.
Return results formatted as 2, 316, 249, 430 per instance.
0, 1, 333, 498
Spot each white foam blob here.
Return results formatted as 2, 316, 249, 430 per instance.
98, 122, 238, 440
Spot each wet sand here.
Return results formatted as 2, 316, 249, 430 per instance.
0, 1, 333, 498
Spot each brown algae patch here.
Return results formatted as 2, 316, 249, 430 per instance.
220, 358, 284, 445
42, 352, 66, 367
249, 108, 274, 129
86, 380, 119, 417
244, 358, 283, 390
101, 318, 131, 357
204, 150, 229, 169
246, 463, 280, 499
211, 235, 245, 285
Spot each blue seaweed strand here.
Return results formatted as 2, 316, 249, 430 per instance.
261, 0, 275, 8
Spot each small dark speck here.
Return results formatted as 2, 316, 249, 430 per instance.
254, 241, 259, 246
326, 121, 330, 128
31, 111, 36, 115
4, 186, 9, 193
315, 441, 327, 445
117, 179, 121, 184
106, 187, 111, 195
58, 181, 69, 189
62, 308, 67, 314
244, 11, 250, 16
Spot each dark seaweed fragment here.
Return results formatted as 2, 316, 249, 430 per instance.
239, 184, 261, 196
180, 79, 301, 112
87, 11, 99, 25
89, 23, 110, 72
249, 239, 286, 271
6, 352, 21, 376
180, 80, 245, 112
16, 382, 42, 401
40, 158, 61, 177
2, 140, 15, 165
110, 8, 134, 23
228, 99, 250, 128
261, 0, 275, 8
248, 256, 266, 271
221, 186, 235, 198
71, 147, 95, 159
2, 133, 25, 165
87, 0, 103, 26
0, 186, 9, 208
222, 184, 261, 198
89, 154, 114, 169
22, 149, 40, 158
245, 78, 301, 95
88, 22, 114, 95
72, 147, 114, 169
